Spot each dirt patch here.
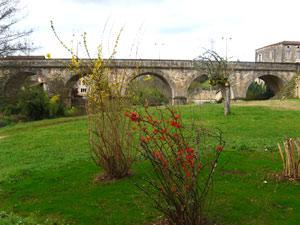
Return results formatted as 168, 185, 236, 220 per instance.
151, 217, 169, 225
270, 173, 300, 182
151, 217, 217, 225
232, 100, 300, 111
93, 171, 132, 183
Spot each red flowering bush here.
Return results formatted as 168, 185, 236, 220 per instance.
125, 107, 225, 225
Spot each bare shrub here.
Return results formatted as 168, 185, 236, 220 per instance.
278, 138, 300, 180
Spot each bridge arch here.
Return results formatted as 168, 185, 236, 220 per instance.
186, 73, 207, 90
3, 70, 44, 103
244, 73, 285, 99
64, 74, 87, 108
125, 71, 174, 105
186, 73, 216, 103
186, 73, 209, 89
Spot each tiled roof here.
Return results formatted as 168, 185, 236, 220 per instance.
256, 41, 300, 51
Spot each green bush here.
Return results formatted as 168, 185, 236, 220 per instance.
0, 86, 73, 126
128, 76, 170, 106
64, 106, 80, 117
132, 87, 169, 106
0, 115, 12, 127
0, 114, 27, 127
17, 86, 50, 120
2, 104, 21, 116
49, 95, 66, 117
246, 82, 274, 100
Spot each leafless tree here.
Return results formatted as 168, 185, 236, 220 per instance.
0, 0, 33, 56
194, 50, 232, 116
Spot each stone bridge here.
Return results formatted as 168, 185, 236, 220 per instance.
0, 58, 299, 105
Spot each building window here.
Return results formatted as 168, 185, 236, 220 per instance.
269, 50, 275, 61
81, 88, 87, 93
285, 48, 292, 61
257, 53, 262, 62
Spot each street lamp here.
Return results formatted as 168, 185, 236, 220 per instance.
221, 36, 232, 60
71, 32, 82, 57
155, 42, 165, 60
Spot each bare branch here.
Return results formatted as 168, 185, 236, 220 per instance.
0, 0, 33, 56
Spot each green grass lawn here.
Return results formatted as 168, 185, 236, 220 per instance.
0, 103, 300, 225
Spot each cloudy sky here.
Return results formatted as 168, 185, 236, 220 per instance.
17, 0, 300, 61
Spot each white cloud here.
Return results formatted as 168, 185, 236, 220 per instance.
19, 0, 300, 61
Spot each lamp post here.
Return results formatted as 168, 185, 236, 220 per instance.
221, 36, 232, 60
155, 42, 165, 60
71, 32, 82, 57
76, 40, 81, 57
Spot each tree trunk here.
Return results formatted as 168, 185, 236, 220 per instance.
221, 86, 231, 116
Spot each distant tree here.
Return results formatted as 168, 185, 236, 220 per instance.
246, 81, 275, 100
194, 50, 232, 116
128, 76, 170, 106
0, 0, 33, 56
17, 85, 50, 120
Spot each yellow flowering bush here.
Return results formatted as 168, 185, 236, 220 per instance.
51, 22, 138, 180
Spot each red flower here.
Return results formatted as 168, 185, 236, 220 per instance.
186, 147, 194, 154
177, 149, 184, 156
188, 158, 194, 167
174, 114, 180, 120
141, 136, 146, 142
161, 128, 167, 134
160, 136, 166, 141
153, 129, 159, 134
152, 151, 161, 158
215, 145, 224, 152
176, 149, 184, 161
185, 170, 191, 177
171, 120, 181, 128
129, 112, 139, 122
173, 133, 179, 139
130, 112, 139, 122
186, 154, 193, 160
141, 135, 151, 143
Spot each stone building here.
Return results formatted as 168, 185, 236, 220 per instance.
255, 41, 300, 63
76, 77, 88, 97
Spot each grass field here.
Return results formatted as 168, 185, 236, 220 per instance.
0, 101, 300, 225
